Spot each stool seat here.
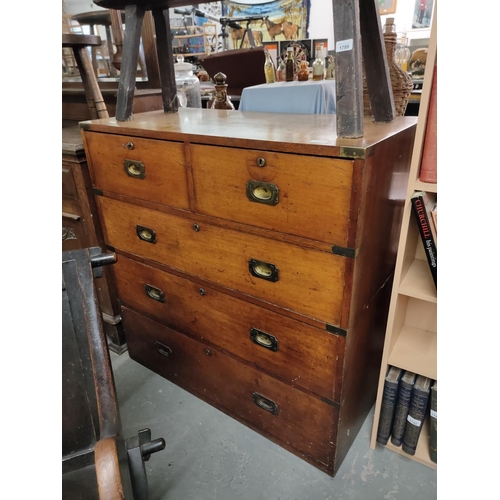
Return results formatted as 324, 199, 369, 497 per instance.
62, 33, 102, 48
72, 9, 125, 27
94, 0, 181, 9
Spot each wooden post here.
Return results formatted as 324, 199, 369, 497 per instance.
359, 0, 395, 122
141, 11, 161, 88
152, 8, 178, 114
109, 9, 124, 71
332, 0, 364, 138
115, 4, 145, 121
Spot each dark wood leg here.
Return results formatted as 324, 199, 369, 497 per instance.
332, 0, 364, 138
152, 7, 178, 113
116, 4, 145, 121
359, 0, 395, 122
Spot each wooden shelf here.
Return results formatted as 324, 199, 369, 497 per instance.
174, 34, 204, 39
383, 418, 436, 470
415, 180, 437, 193
399, 259, 437, 303
388, 325, 437, 380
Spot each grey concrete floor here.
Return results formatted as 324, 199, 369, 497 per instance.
110, 350, 437, 500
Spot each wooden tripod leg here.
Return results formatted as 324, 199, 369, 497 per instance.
359, 0, 395, 122
115, 4, 145, 122
152, 7, 178, 114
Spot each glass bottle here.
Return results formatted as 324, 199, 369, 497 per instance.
325, 55, 335, 80
312, 48, 324, 81
174, 55, 202, 108
285, 47, 294, 82
297, 59, 309, 81
264, 50, 276, 84
210, 72, 235, 110
394, 33, 411, 73
276, 58, 286, 82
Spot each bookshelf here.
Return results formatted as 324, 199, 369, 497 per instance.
369, 9, 437, 470
172, 23, 217, 58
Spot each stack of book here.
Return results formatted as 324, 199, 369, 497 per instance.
376, 366, 437, 463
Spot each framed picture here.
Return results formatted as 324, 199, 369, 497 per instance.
412, 0, 434, 29
378, 0, 397, 15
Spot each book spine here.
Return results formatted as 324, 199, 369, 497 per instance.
390, 380, 414, 447
411, 194, 437, 286
376, 380, 400, 445
430, 384, 437, 463
402, 387, 430, 456
419, 62, 437, 183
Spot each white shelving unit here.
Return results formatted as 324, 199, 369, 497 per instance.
370, 9, 437, 470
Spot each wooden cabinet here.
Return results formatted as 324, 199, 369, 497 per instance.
369, 13, 437, 469
62, 125, 127, 353
81, 109, 416, 476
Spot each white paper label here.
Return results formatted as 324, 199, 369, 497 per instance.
407, 415, 422, 427
336, 39, 353, 53
430, 409, 437, 419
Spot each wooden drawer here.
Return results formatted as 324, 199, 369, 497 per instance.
122, 306, 338, 470
62, 209, 87, 251
84, 132, 190, 210
113, 255, 344, 401
191, 144, 354, 246
99, 196, 347, 326
62, 163, 78, 200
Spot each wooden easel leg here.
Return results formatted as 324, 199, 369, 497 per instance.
115, 4, 145, 121
332, 0, 364, 138
152, 8, 178, 114
359, 0, 395, 122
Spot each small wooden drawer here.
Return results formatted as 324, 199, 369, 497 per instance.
99, 197, 348, 326
62, 211, 86, 251
84, 132, 190, 210
122, 306, 337, 470
113, 255, 344, 401
191, 144, 354, 246
62, 164, 78, 200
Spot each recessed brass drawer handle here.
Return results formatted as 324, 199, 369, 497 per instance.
250, 328, 278, 351
136, 225, 156, 243
252, 392, 279, 415
145, 284, 164, 303
256, 157, 266, 167
246, 180, 279, 206
155, 341, 172, 358
124, 159, 145, 179
249, 259, 279, 282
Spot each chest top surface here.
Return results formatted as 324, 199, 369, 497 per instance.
81, 108, 417, 157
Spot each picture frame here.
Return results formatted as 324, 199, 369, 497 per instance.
378, 0, 397, 15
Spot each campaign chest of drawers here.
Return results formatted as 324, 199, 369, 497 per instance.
81, 108, 416, 476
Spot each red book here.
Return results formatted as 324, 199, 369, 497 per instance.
419, 63, 437, 183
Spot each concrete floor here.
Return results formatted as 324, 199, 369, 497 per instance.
110, 350, 437, 500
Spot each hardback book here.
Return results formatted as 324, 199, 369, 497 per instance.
376, 366, 403, 445
430, 380, 437, 463
411, 191, 437, 287
402, 375, 431, 456
419, 62, 437, 183
430, 205, 437, 246
390, 371, 417, 447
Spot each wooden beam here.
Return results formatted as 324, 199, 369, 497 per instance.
152, 8, 178, 114
359, 0, 395, 122
332, 0, 364, 138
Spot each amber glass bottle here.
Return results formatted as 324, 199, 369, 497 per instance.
285, 47, 294, 82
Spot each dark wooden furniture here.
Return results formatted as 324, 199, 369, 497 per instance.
62, 247, 165, 499
62, 34, 109, 120
81, 108, 417, 476
63, 124, 126, 353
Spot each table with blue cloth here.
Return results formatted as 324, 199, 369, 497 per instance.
239, 79, 336, 114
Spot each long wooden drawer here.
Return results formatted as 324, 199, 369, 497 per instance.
84, 132, 190, 210
122, 306, 338, 470
191, 144, 354, 246
113, 255, 344, 401
99, 196, 347, 325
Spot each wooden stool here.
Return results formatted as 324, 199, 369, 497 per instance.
94, 0, 192, 121
62, 33, 109, 120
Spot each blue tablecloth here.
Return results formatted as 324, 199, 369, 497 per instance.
239, 80, 336, 114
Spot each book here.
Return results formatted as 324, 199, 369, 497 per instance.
411, 191, 437, 287
429, 380, 437, 463
430, 204, 437, 247
402, 375, 431, 456
390, 370, 416, 447
419, 62, 437, 183
376, 366, 403, 445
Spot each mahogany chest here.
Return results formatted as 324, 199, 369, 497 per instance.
81, 109, 416, 475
